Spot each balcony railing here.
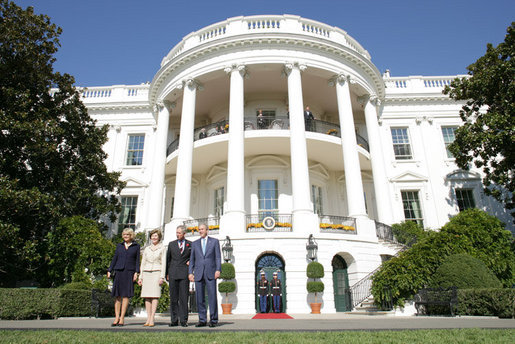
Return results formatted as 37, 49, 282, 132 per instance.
319, 215, 357, 234
375, 221, 397, 244
183, 217, 220, 237
166, 118, 370, 155
246, 214, 293, 232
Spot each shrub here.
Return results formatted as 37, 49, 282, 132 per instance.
372, 209, 514, 307
458, 288, 515, 318
60, 282, 92, 290
431, 254, 502, 289
218, 281, 236, 294
306, 281, 325, 294
0, 288, 92, 319
220, 263, 236, 280
391, 221, 426, 245
306, 262, 324, 279
131, 282, 170, 314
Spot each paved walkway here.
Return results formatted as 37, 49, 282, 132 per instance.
1, 314, 514, 331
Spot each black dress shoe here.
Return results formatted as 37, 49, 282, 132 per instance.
169, 322, 178, 327
195, 322, 207, 327
209, 322, 217, 328
181, 322, 188, 327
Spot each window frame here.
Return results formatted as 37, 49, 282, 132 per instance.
258, 179, 279, 220
441, 126, 457, 159
455, 188, 476, 212
125, 134, 145, 166
400, 190, 424, 227
390, 127, 413, 160
118, 195, 138, 232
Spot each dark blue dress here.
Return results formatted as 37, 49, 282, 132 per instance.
109, 242, 141, 297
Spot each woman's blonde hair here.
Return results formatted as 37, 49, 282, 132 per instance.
149, 228, 163, 241
121, 228, 135, 240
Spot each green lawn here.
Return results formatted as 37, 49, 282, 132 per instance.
0, 329, 514, 344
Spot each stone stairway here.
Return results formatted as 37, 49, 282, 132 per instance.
346, 296, 394, 316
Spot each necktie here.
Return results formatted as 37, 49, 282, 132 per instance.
202, 238, 206, 255
179, 241, 184, 254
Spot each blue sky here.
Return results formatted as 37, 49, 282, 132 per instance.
15, 0, 514, 87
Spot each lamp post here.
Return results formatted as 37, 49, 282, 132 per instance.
306, 234, 318, 261
222, 236, 233, 263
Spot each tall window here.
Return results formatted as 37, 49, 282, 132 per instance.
258, 180, 278, 220
126, 134, 145, 166
311, 185, 323, 215
214, 187, 224, 217
119, 196, 138, 231
401, 191, 423, 226
256, 110, 276, 129
391, 128, 412, 160
441, 127, 457, 158
455, 188, 476, 211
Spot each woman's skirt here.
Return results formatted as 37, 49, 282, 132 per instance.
140, 270, 162, 298
111, 269, 135, 298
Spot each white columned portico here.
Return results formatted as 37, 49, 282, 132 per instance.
221, 64, 247, 236
331, 74, 367, 218
146, 100, 174, 231
285, 62, 318, 235
166, 79, 200, 243
360, 95, 393, 224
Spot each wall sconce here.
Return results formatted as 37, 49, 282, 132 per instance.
306, 234, 318, 261
222, 236, 233, 263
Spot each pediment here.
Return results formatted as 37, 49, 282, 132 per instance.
309, 163, 329, 180
390, 171, 428, 183
121, 176, 148, 188
206, 165, 227, 182
247, 155, 288, 169
446, 170, 481, 181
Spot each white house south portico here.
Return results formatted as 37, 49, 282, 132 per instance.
81, 15, 513, 314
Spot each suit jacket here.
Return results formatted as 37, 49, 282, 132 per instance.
188, 236, 221, 281
140, 243, 166, 278
166, 239, 192, 280
108, 242, 141, 273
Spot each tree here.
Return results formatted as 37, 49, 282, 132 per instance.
0, 1, 125, 286
371, 209, 515, 307
443, 23, 515, 220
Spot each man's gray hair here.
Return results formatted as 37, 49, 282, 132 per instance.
176, 225, 187, 234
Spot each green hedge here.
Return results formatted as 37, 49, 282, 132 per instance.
457, 288, 515, 318
0, 288, 92, 319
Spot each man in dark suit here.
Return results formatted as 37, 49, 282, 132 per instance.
188, 223, 221, 327
304, 106, 315, 131
166, 225, 192, 327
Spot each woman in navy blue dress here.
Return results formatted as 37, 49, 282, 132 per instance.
107, 228, 140, 326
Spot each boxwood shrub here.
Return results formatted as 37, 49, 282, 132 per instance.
458, 288, 515, 318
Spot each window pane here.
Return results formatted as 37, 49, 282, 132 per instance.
401, 191, 423, 227
126, 134, 145, 165
214, 187, 224, 217
258, 179, 278, 220
119, 196, 138, 231
311, 185, 323, 215
441, 127, 457, 158
391, 128, 412, 160
455, 188, 475, 212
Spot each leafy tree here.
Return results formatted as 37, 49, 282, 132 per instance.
443, 23, 515, 220
371, 209, 515, 306
391, 221, 427, 246
0, 1, 124, 286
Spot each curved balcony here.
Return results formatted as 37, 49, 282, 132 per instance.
183, 217, 220, 237
319, 215, 357, 235
166, 118, 369, 156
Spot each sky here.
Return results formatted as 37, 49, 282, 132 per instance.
14, 0, 514, 87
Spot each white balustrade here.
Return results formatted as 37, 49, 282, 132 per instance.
161, 15, 371, 65
384, 76, 466, 94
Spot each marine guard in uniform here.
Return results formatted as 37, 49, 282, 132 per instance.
270, 271, 282, 313
257, 270, 269, 313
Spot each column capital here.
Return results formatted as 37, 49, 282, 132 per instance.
357, 94, 382, 107
283, 62, 307, 76
178, 78, 203, 91
153, 99, 176, 114
224, 64, 248, 78
328, 73, 351, 87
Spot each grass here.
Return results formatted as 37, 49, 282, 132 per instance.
0, 329, 514, 344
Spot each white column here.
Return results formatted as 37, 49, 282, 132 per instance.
331, 74, 367, 218
221, 64, 247, 236
360, 95, 393, 224
146, 100, 174, 231
285, 62, 318, 235
166, 79, 199, 242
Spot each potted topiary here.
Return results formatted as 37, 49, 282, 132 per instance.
306, 261, 324, 314
218, 262, 236, 314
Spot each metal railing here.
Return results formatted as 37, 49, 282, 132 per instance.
183, 217, 220, 237
375, 221, 398, 244
166, 118, 370, 155
319, 215, 357, 234
245, 214, 293, 232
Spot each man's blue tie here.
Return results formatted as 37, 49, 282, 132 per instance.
202, 238, 206, 255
